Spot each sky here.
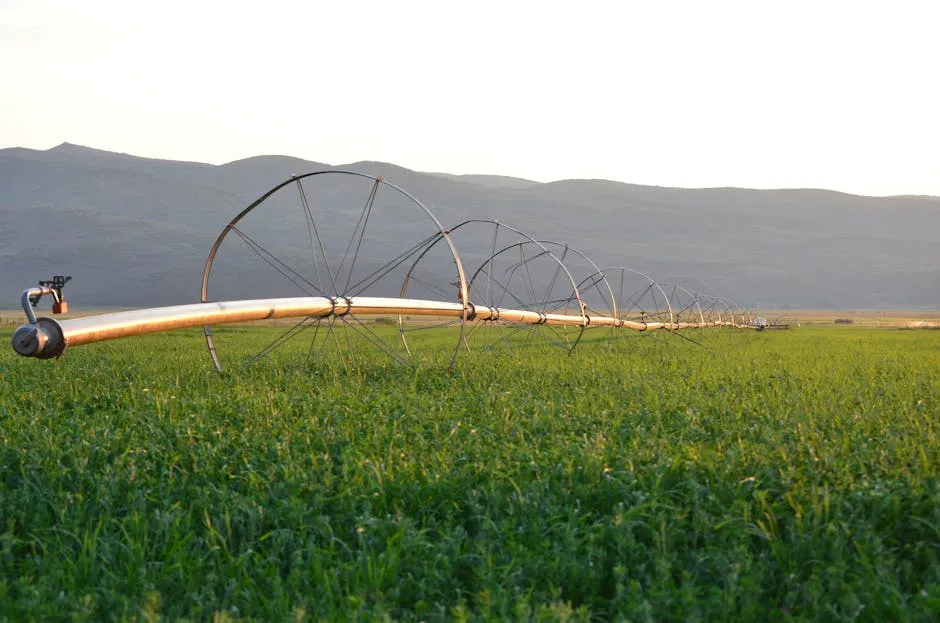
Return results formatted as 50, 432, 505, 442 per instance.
1, 0, 938, 196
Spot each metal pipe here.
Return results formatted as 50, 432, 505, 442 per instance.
11, 295, 746, 359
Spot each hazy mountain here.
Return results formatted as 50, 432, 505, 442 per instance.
1, 142, 938, 310
427, 172, 540, 189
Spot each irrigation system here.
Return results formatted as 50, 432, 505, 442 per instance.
11, 171, 756, 369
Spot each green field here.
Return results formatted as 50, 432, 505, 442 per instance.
1, 325, 938, 621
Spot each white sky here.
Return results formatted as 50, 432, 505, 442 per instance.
1, 0, 938, 196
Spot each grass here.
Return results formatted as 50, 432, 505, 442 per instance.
1, 325, 939, 621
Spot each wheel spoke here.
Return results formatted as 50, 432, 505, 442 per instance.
343, 314, 411, 367
540, 244, 567, 311
230, 226, 323, 297
246, 315, 319, 365
347, 232, 440, 296
407, 272, 458, 301
337, 179, 380, 293
296, 179, 337, 294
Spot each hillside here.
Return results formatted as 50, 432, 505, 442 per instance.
1, 143, 938, 310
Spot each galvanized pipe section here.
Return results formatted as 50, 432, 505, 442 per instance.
62, 297, 472, 349
63, 298, 334, 348
12, 295, 738, 359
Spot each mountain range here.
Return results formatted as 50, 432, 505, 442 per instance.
2, 142, 938, 310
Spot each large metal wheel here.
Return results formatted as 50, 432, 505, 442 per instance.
201, 171, 468, 371
698, 294, 726, 325
401, 220, 588, 355
536, 241, 617, 321
603, 267, 674, 343
660, 283, 705, 326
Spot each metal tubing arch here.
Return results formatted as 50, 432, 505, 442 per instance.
535, 241, 618, 322
200, 170, 471, 371
599, 267, 675, 327
401, 219, 591, 354
464, 236, 589, 352
697, 294, 722, 324
659, 283, 705, 326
